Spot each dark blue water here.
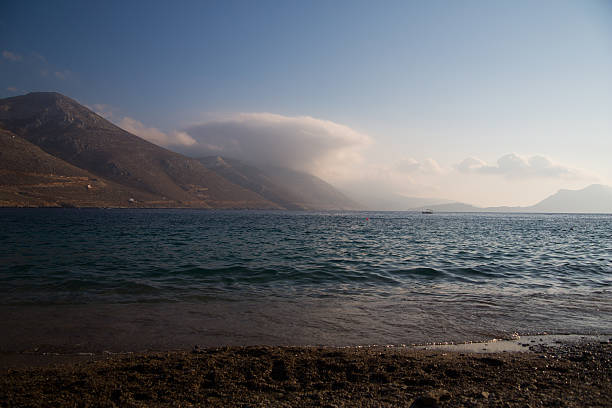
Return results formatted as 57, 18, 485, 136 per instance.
1, 209, 610, 351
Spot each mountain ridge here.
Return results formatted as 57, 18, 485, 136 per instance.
412, 184, 612, 214
198, 156, 360, 211
0, 92, 284, 208
0, 92, 357, 210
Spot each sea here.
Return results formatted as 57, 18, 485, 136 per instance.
1, 208, 610, 353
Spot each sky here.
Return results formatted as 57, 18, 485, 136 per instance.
1, 0, 611, 207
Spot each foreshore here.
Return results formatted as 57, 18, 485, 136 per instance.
1, 340, 610, 407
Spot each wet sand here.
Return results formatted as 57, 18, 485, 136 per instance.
1, 340, 610, 407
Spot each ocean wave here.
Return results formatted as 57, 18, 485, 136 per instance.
1, 210, 611, 307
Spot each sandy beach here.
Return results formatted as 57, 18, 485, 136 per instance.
1, 340, 610, 407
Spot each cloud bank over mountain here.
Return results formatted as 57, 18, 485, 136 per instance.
170, 113, 372, 177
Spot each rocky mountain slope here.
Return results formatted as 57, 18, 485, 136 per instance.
0, 128, 164, 207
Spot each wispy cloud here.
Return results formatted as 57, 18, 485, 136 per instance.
455, 153, 589, 179
395, 157, 442, 174
90, 104, 117, 120
54, 70, 72, 80
2, 50, 22, 62
31, 52, 47, 64
6, 86, 18, 93
2, 51, 74, 83
119, 117, 196, 147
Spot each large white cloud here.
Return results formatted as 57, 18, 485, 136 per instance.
174, 113, 372, 176
455, 153, 587, 179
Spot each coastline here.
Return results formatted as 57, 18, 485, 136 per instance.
1, 339, 610, 407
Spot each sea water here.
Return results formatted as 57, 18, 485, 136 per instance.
0, 209, 610, 352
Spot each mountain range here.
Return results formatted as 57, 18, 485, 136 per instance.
412, 184, 612, 214
0, 92, 357, 210
1, 92, 609, 213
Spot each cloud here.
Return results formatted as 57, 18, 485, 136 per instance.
2, 51, 73, 83
177, 113, 372, 176
6, 86, 18, 93
455, 157, 487, 173
455, 153, 587, 179
395, 158, 420, 173
31, 52, 47, 64
395, 157, 442, 174
91, 104, 117, 120
421, 158, 443, 174
2, 50, 22, 62
119, 117, 196, 147
54, 70, 71, 80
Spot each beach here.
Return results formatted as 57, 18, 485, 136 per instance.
1, 340, 611, 407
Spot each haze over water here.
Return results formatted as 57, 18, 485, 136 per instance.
1, 209, 610, 352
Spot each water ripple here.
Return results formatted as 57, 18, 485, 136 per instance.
0, 209, 611, 336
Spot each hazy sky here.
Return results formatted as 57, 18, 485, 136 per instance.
2, 0, 611, 206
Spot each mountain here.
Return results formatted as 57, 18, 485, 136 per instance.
0, 92, 360, 210
199, 156, 360, 210
0, 128, 161, 207
528, 184, 612, 213
413, 202, 482, 212
346, 190, 453, 211
412, 184, 612, 214
0, 92, 280, 208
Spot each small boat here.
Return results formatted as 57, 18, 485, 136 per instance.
421, 209, 433, 214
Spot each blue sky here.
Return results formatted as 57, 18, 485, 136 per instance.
2, 0, 611, 206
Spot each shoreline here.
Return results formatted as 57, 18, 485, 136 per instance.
2, 334, 610, 369
3, 207, 612, 215
1, 338, 610, 407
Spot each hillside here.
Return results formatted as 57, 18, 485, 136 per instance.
0, 128, 163, 207
199, 156, 360, 210
258, 165, 360, 210
0, 92, 280, 208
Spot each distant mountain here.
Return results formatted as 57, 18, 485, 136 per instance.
259, 164, 361, 211
414, 202, 482, 212
346, 190, 453, 211
0, 92, 280, 208
412, 184, 612, 214
528, 184, 612, 213
199, 156, 360, 210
